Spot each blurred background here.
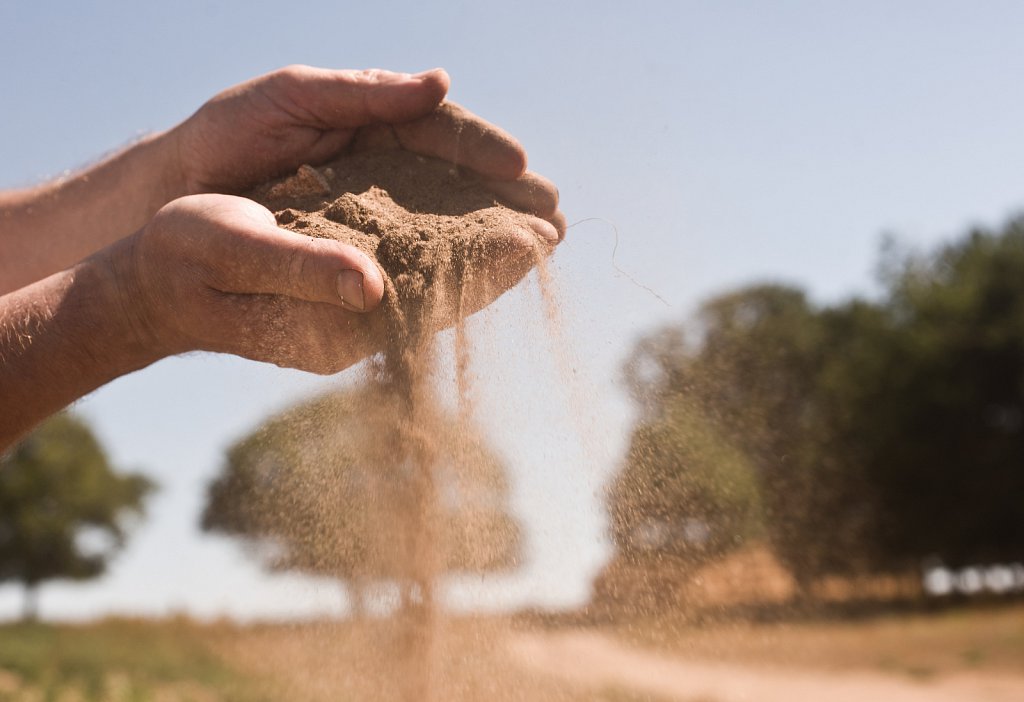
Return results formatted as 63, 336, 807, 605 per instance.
2, 1, 1023, 700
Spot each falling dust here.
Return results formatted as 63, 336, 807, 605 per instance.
242, 136, 570, 701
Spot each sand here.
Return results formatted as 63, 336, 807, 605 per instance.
246, 148, 552, 702
248, 147, 547, 349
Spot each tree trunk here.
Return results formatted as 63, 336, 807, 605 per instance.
22, 583, 39, 622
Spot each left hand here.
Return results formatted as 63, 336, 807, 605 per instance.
167, 66, 564, 238
169, 66, 450, 195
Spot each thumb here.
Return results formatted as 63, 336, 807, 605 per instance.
201, 198, 386, 312
246, 230, 385, 312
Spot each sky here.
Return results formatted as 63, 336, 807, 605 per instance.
2, 0, 1024, 621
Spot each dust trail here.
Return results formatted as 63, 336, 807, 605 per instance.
236, 151, 555, 701
531, 246, 610, 474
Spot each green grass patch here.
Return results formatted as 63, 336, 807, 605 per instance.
0, 619, 271, 702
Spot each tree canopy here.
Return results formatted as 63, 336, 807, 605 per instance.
609, 389, 763, 564
0, 413, 154, 619
610, 216, 1024, 587
201, 387, 522, 610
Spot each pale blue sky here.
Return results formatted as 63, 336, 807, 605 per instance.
3, 0, 1024, 620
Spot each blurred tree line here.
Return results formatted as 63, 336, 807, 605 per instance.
9, 216, 1024, 619
608, 216, 1024, 592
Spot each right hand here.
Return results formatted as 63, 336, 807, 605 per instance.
108, 194, 387, 374
104, 192, 554, 375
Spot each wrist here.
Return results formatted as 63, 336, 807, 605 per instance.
0, 254, 166, 448
76, 245, 169, 372
135, 128, 190, 208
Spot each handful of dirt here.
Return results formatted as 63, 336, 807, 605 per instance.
248, 147, 549, 350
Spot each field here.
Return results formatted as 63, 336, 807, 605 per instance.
0, 603, 1022, 701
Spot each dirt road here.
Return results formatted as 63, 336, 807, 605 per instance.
509, 630, 1024, 702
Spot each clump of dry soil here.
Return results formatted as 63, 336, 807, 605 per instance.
249, 148, 546, 356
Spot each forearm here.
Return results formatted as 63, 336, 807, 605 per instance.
0, 131, 185, 295
0, 252, 161, 450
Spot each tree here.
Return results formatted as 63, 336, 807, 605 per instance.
609, 390, 763, 565
612, 286, 822, 570
0, 413, 154, 620
851, 220, 1024, 569
201, 387, 522, 615
608, 215, 1024, 598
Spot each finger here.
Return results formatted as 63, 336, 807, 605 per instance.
188, 197, 386, 312
215, 228, 385, 313
393, 102, 527, 181
269, 65, 450, 129
202, 293, 382, 375
550, 210, 568, 242
483, 171, 559, 218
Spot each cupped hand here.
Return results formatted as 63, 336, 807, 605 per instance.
106, 191, 556, 375
169, 65, 565, 239
171, 66, 449, 195
111, 194, 386, 374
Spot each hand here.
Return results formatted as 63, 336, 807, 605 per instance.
0, 67, 569, 448
171, 66, 448, 195
107, 194, 385, 374
169, 65, 564, 238
106, 192, 557, 375
171, 65, 565, 236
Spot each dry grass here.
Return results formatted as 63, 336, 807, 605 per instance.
209, 616, 589, 702
618, 602, 1024, 679
2, 604, 1021, 701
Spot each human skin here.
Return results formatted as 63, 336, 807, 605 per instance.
0, 66, 565, 450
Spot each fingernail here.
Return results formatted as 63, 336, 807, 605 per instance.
337, 270, 365, 311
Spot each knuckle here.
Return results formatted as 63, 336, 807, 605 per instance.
265, 65, 318, 100
284, 239, 314, 297
274, 64, 313, 84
